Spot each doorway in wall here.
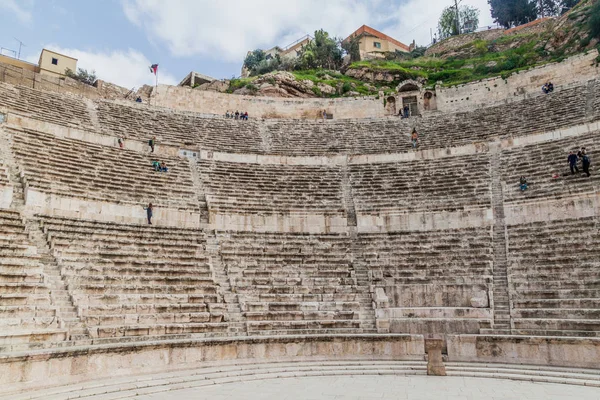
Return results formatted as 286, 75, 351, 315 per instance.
402, 96, 418, 116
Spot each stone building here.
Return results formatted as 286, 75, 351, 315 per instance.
37, 49, 77, 77
241, 34, 312, 77
343, 25, 413, 60
0, 48, 77, 78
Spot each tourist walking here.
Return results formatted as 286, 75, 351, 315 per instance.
118, 137, 124, 148
144, 203, 153, 225
149, 137, 156, 153
411, 128, 418, 148
403, 105, 410, 119
568, 151, 579, 175
582, 153, 591, 177
322, 110, 327, 121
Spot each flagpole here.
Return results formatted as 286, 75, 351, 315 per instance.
155, 68, 158, 107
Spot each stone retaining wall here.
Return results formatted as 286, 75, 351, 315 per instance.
435, 50, 599, 113
447, 335, 600, 369
0, 335, 424, 392
153, 84, 386, 120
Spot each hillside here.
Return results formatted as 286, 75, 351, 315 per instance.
198, 0, 599, 98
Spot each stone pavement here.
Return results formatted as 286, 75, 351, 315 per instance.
135, 375, 600, 400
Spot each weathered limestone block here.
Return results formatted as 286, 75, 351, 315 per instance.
425, 339, 446, 376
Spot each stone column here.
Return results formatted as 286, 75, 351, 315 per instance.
425, 339, 446, 376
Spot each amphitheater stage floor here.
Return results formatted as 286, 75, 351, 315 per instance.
115, 375, 600, 400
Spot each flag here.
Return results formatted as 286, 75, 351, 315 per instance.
149, 64, 158, 75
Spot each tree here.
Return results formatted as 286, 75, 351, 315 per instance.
559, 0, 579, 14
341, 35, 361, 62
488, 0, 537, 28
590, 0, 600, 39
538, 0, 559, 16
64, 68, 97, 85
298, 29, 343, 70
243, 49, 266, 70
438, 5, 480, 39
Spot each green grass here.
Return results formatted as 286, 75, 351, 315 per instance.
346, 38, 563, 87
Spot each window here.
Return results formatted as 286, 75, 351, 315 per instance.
51, 57, 58, 65
373, 42, 381, 49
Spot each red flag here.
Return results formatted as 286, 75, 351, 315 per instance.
149, 64, 158, 75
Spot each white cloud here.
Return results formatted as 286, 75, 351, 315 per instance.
122, 0, 377, 62
30, 46, 178, 89
122, 0, 492, 62
123, 0, 496, 63
382, 0, 496, 46
0, 0, 33, 23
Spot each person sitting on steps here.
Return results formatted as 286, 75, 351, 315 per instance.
520, 176, 528, 191
152, 161, 161, 171
160, 161, 168, 172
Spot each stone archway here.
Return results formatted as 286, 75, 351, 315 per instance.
397, 79, 423, 93
385, 96, 396, 115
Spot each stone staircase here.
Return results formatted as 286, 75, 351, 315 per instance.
484, 146, 511, 334
349, 227, 376, 333
6, 164, 88, 341
341, 159, 357, 227
205, 231, 246, 336
189, 158, 209, 224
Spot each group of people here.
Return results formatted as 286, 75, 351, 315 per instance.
568, 147, 591, 177
542, 82, 554, 94
225, 110, 249, 120
152, 160, 168, 172
521, 147, 591, 192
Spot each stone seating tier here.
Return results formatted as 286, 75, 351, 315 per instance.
358, 228, 493, 287
0, 82, 94, 131
39, 216, 228, 339
500, 130, 599, 203
1, 79, 597, 156
216, 231, 373, 335
96, 101, 264, 152
11, 128, 199, 211
0, 210, 64, 347
199, 160, 345, 214
263, 83, 592, 155
507, 216, 600, 337
349, 154, 491, 213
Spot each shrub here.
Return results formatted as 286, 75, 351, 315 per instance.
64, 68, 97, 86
342, 82, 352, 93
311, 86, 322, 97
473, 40, 489, 55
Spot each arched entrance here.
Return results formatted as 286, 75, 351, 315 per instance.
423, 91, 433, 111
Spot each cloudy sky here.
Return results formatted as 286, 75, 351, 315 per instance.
0, 0, 495, 89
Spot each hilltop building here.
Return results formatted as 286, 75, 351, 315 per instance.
343, 25, 413, 60
241, 34, 312, 77
0, 48, 77, 78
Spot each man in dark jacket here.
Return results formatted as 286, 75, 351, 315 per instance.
568, 151, 579, 175
582, 153, 591, 177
